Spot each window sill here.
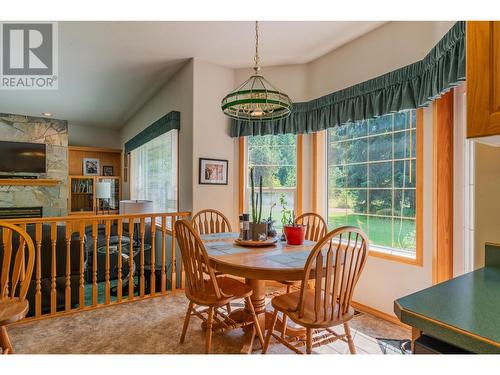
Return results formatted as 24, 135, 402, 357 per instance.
368, 248, 423, 267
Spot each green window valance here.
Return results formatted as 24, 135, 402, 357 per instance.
230, 21, 465, 137
125, 111, 180, 154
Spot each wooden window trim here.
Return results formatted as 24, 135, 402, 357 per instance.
238, 134, 303, 216
321, 109, 424, 266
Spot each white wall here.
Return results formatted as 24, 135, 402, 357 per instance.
68, 123, 121, 149
192, 59, 238, 226
473, 142, 500, 268
120, 60, 194, 212
307, 21, 456, 98
119, 58, 239, 222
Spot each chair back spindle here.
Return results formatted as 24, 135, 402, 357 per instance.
294, 213, 327, 242
0, 222, 35, 302
297, 226, 368, 324
191, 209, 232, 235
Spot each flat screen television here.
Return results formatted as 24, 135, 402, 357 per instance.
0, 141, 46, 173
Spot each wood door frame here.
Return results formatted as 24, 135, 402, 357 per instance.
432, 90, 454, 283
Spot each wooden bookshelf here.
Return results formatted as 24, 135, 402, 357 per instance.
68, 146, 122, 215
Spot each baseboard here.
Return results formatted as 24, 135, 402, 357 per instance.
351, 301, 410, 329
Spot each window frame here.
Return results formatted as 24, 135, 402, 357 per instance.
128, 129, 180, 219
322, 109, 424, 266
239, 134, 303, 219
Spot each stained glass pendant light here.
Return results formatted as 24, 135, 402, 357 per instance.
221, 21, 293, 122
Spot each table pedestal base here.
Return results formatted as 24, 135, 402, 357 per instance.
229, 278, 306, 354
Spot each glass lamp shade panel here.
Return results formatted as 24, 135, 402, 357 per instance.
95, 182, 111, 199
221, 74, 293, 121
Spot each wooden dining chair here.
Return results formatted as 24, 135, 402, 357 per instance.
191, 209, 232, 235
191, 209, 233, 313
0, 222, 35, 354
263, 226, 368, 355
175, 219, 264, 353
280, 212, 328, 293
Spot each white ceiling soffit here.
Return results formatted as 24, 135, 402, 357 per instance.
0, 21, 386, 129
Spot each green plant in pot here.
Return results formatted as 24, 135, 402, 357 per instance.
282, 209, 306, 246
249, 167, 268, 241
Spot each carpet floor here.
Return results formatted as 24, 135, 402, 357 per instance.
7, 289, 410, 354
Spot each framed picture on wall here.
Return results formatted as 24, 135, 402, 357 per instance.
199, 158, 228, 185
103, 165, 114, 176
83, 158, 100, 176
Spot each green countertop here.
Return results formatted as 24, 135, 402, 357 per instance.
394, 244, 500, 353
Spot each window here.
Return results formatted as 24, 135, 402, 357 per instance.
130, 130, 178, 213
245, 134, 300, 227
327, 110, 420, 259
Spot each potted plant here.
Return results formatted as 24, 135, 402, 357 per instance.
249, 167, 268, 241
282, 209, 306, 246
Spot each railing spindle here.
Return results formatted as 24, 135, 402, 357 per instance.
35, 223, 42, 317
150, 216, 156, 295
91, 221, 98, 306
64, 224, 72, 311
128, 220, 135, 299
19, 223, 27, 283
161, 215, 166, 294
171, 216, 176, 291
117, 219, 123, 302
180, 218, 184, 289
139, 218, 145, 297
78, 221, 85, 309
104, 220, 111, 304
50, 223, 57, 314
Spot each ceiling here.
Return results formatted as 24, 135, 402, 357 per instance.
0, 21, 385, 129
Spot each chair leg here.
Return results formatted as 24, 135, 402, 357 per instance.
226, 303, 232, 314
180, 301, 194, 344
281, 315, 288, 338
286, 285, 291, 294
245, 296, 264, 349
205, 307, 214, 354
344, 322, 356, 354
306, 328, 312, 354
0, 326, 13, 354
262, 309, 279, 354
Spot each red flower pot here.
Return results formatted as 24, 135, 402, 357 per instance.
284, 225, 306, 246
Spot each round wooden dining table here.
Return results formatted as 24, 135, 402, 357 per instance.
201, 232, 316, 354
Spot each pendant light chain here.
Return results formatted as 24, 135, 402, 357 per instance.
254, 21, 260, 73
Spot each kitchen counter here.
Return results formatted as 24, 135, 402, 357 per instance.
394, 243, 500, 354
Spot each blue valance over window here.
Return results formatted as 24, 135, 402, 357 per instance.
230, 21, 465, 137
125, 111, 180, 154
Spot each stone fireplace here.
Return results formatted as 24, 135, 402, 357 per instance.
0, 113, 68, 217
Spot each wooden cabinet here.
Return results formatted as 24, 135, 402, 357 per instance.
467, 21, 500, 138
68, 146, 122, 215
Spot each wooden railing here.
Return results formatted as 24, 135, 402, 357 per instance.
1, 211, 190, 321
